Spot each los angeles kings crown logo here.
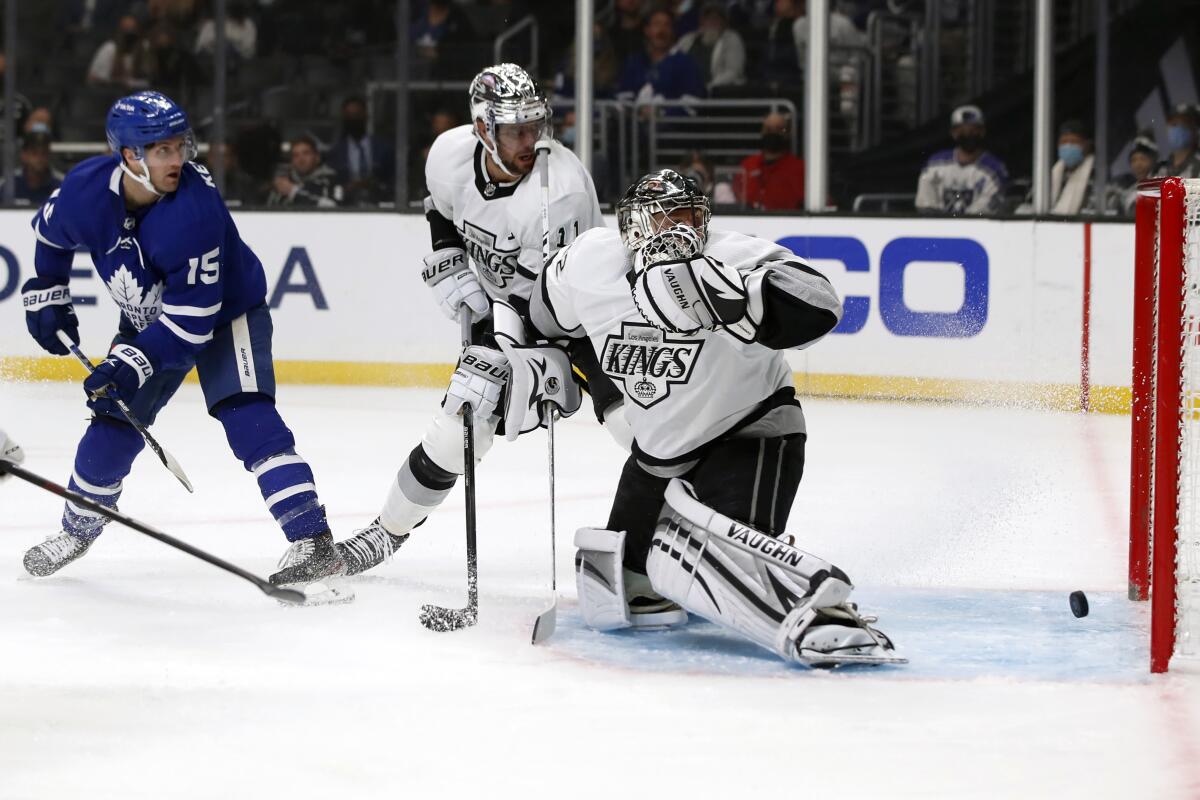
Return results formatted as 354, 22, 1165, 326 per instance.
601, 322, 703, 409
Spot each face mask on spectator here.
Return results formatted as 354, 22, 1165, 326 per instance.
561, 126, 577, 148
1167, 124, 1195, 151
954, 133, 983, 153
1058, 143, 1084, 168
761, 132, 788, 153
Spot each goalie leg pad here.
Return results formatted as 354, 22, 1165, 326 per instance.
648, 478, 900, 665
574, 528, 631, 631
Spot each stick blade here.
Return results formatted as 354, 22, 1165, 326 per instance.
162, 449, 194, 493
531, 601, 557, 645
419, 603, 477, 632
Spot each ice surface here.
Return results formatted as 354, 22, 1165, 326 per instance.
2, 382, 1199, 799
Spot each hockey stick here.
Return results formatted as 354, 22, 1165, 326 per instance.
418, 313, 480, 632
55, 330, 194, 494
529, 138, 561, 644
0, 460, 304, 604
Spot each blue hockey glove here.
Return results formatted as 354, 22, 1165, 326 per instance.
83, 344, 156, 413
22, 277, 79, 356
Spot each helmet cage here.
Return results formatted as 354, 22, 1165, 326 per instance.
634, 224, 706, 274
617, 172, 712, 253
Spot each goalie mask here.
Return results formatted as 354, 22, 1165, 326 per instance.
617, 169, 711, 253
468, 63, 552, 176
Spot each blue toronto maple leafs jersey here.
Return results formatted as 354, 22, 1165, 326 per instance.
31, 154, 268, 369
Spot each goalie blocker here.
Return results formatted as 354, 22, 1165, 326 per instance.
575, 479, 904, 667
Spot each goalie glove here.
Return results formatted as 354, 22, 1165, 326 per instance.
422, 247, 490, 324
497, 339, 582, 441
631, 229, 760, 343
442, 345, 510, 420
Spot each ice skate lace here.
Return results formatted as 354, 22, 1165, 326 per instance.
277, 537, 315, 569
41, 533, 84, 562
342, 523, 395, 564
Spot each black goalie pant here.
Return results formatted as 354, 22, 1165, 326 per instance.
607, 433, 807, 575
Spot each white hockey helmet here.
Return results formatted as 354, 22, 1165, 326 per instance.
617, 169, 711, 253
468, 63, 552, 175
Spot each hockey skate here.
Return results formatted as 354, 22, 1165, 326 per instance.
270, 531, 353, 605
336, 518, 410, 577
23, 531, 94, 577
784, 573, 907, 668
625, 569, 688, 628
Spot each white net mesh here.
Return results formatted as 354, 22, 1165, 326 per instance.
1177, 179, 1200, 657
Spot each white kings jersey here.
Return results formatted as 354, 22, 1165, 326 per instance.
424, 124, 604, 308
531, 227, 843, 470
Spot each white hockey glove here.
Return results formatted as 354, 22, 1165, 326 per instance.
497, 339, 582, 441
0, 428, 25, 481
422, 247, 490, 324
442, 345, 510, 420
632, 252, 759, 343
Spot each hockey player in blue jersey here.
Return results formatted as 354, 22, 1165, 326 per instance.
19, 91, 344, 588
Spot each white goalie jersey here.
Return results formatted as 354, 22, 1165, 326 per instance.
531, 227, 843, 468
424, 125, 604, 308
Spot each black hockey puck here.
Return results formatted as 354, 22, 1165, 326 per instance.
1069, 591, 1089, 618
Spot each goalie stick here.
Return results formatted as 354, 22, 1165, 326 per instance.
419, 313, 481, 632
0, 459, 304, 604
56, 330, 194, 493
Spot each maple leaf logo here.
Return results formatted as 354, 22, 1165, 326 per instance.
105, 264, 164, 332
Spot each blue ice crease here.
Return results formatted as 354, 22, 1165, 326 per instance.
547, 588, 1151, 683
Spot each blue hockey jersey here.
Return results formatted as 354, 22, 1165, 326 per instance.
31, 154, 268, 369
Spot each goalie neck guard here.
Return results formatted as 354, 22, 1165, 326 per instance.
468, 63, 551, 177
618, 169, 712, 253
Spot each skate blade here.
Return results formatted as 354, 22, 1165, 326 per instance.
797, 649, 908, 668
278, 580, 356, 607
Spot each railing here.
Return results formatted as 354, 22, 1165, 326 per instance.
494, 15, 538, 77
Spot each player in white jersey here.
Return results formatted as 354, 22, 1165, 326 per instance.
335, 63, 612, 575
512, 169, 903, 665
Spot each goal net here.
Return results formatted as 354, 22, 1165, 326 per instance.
1129, 176, 1200, 673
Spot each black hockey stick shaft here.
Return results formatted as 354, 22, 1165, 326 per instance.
418, 313, 480, 630
0, 460, 304, 604
55, 331, 194, 493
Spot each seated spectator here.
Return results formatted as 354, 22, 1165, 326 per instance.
23, 107, 54, 137
1155, 103, 1200, 179
194, 0, 257, 61
618, 8, 707, 114
793, 0, 867, 49
610, 0, 647, 67
1048, 119, 1095, 215
554, 23, 621, 99
679, 148, 736, 204
268, 134, 343, 207
759, 0, 802, 83
87, 15, 155, 89
211, 141, 265, 206
1109, 132, 1158, 216
733, 111, 806, 210
0, 53, 32, 138
412, 0, 476, 77
915, 104, 1008, 216
326, 96, 395, 205
675, 2, 746, 89
151, 25, 199, 97
0, 132, 64, 206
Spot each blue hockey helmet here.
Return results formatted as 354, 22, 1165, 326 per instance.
106, 91, 197, 195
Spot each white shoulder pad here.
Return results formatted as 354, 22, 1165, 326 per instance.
703, 228, 795, 274
424, 125, 478, 218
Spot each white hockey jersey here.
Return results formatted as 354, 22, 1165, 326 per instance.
532, 227, 842, 468
915, 149, 1009, 215
424, 125, 604, 308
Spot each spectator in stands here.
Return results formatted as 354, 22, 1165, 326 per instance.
793, 0, 867, 49
675, 2, 746, 89
0, 53, 32, 138
1156, 103, 1200, 180
211, 141, 265, 206
1047, 119, 1095, 216
733, 111, 806, 209
194, 0, 258, 61
759, 0, 802, 84
1110, 132, 1158, 217
610, 0, 647, 67
680, 148, 737, 204
87, 15, 155, 89
915, 104, 1008, 216
555, 23, 621, 99
23, 107, 54, 138
0, 132, 63, 206
618, 8, 707, 115
327, 96, 395, 205
268, 134, 343, 208
148, 0, 197, 29
412, 0, 477, 78
151, 25, 199, 98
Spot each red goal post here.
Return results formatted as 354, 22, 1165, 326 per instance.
1129, 176, 1200, 673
